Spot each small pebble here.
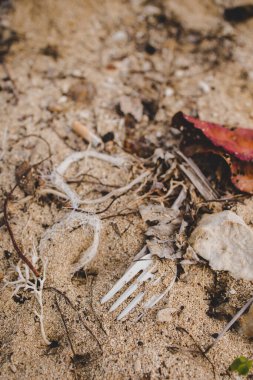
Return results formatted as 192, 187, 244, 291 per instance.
9, 364, 17, 373
164, 87, 174, 97
134, 358, 142, 372
112, 31, 128, 43
198, 81, 210, 94
58, 95, 68, 104
157, 307, 177, 322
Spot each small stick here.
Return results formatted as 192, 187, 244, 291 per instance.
55, 296, 76, 356
46, 287, 102, 351
3, 142, 52, 278
205, 295, 253, 353
2, 61, 19, 103
90, 277, 107, 336
3, 183, 40, 277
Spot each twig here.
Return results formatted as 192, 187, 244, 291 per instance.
177, 150, 218, 201
177, 326, 216, 379
90, 277, 107, 335
2, 61, 19, 103
205, 295, 253, 353
3, 184, 40, 277
3, 143, 52, 277
46, 287, 102, 352
67, 173, 119, 188
55, 296, 76, 356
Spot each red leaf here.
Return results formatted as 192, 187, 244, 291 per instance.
172, 111, 253, 161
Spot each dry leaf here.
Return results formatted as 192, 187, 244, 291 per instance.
172, 111, 253, 161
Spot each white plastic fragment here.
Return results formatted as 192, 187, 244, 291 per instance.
189, 210, 253, 280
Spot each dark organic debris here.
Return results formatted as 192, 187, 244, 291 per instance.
224, 5, 253, 23
67, 81, 96, 104
72, 353, 91, 366
172, 111, 253, 193
124, 135, 156, 158
40, 44, 60, 60
172, 111, 253, 161
102, 131, 114, 143
142, 99, 159, 120
0, 25, 19, 62
15, 161, 38, 195
185, 145, 253, 194
144, 42, 157, 55
13, 294, 30, 304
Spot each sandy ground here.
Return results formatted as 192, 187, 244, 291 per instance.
1, 0, 253, 379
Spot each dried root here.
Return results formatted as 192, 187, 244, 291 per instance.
49, 149, 129, 208
4, 247, 50, 345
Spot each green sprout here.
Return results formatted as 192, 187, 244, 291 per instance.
229, 356, 253, 376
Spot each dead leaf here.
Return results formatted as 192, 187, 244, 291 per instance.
185, 145, 253, 193
68, 81, 96, 104
15, 161, 37, 195
172, 111, 253, 161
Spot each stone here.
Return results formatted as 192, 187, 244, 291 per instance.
190, 211, 253, 280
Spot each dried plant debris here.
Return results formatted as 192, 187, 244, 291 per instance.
139, 194, 185, 259
40, 44, 60, 60
4, 250, 50, 344
67, 81, 96, 104
224, 5, 253, 23
185, 145, 253, 193
177, 151, 218, 201
15, 160, 38, 195
172, 112, 253, 161
0, 24, 19, 62
172, 111, 253, 193
189, 211, 253, 280
119, 95, 143, 122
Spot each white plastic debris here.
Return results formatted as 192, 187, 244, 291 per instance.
189, 210, 253, 280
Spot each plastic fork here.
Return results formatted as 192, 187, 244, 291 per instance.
101, 190, 186, 320
101, 251, 177, 320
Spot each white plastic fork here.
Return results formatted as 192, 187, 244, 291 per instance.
101, 251, 177, 320
101, 189, 186, 320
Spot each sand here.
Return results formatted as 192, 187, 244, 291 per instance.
1, 1, 253, 379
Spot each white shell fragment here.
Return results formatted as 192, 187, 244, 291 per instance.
156, 307, 177, 322
189, 210, 253, 280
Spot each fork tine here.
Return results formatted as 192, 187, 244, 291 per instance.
101, 254, 153, 304
117, 292, 145, 321
136, 268, 178, 321
109, 264, 156, 312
